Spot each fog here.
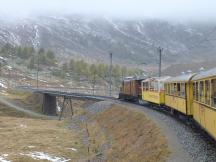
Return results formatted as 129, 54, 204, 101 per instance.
0, 0, 215, 22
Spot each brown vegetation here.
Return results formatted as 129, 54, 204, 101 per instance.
0, 117, 87, 161
0, 90, 169, 161
92, 105, 169, 162
0, 91, 90, 161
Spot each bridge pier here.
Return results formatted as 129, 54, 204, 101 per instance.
59, 96, 74, 121
42, 94, 57, 116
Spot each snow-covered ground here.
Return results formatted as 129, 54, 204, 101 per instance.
0, 83, 7, 89
20, 152, 70, 162
0, 154, 10, 162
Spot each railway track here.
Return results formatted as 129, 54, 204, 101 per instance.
113, 99, 216, 162
118, 99, 216, 142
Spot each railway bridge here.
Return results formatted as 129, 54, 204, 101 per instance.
17, 86, 117, 118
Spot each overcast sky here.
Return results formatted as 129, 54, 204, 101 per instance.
0, 0, 215, 21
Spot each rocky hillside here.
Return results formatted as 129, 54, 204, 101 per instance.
0, 15, 215, 66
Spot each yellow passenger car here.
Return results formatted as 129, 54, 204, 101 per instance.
142, 76, 170, 105
164, 73, 195, 115
192, 68, 216, 139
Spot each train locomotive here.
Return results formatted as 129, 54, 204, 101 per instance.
119, 67, 216, 140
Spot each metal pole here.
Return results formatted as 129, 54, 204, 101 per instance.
92, 70, 96, 95
109, 53, 112, 96
37, 53, 39, 88
0, 63, 2, 77
158, 47, 163, 77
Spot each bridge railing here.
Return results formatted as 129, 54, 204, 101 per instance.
17, 85, 119, 98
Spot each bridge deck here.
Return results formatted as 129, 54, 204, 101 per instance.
17, 86, 118, 100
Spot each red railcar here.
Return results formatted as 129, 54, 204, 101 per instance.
119, 78, 142, 100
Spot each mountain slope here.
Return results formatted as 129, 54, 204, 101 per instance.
0, 15, 215, 66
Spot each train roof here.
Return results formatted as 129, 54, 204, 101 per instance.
123, 76, 135, 80
123, 76, 148, 82
142, 76, 171, 82
192, 67, 216, 80
165, 73, 196, 83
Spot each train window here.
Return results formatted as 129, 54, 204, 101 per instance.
146, 82, 149, 91
168, 84, 170, 95
174, 83, 177, 96
154, 81, 159, 91
177, 83, 180, 96
205, 80, 210, 105
211, 79, 216, 108
171, 83, 175, 95
170, 84, 173, 95
150, 82, 154, 91
142, 82, 149, 91
169, 84, 172, 95
199, 81, 204, 103
142, 82, 145, 91
165, 83, 170, 95
181, 83, 185, 98
164, 84, 167, 94
193, 82, 196, 99
159, 82, 164, 91
195, 82, 199, 101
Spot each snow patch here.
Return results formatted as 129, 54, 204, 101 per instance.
19, 124, 27, 128
0, 83, 7, 89
33, 25, 40, 48
0, 156, 10, 162
105, 17, 153, 46
38, 79, 47, 83
2, 155, 8, 157
0, 57, 6, 61
67, 148, 77, 152
57, 102, 61, 112
105, 18, 130, 37
9, 32, 20, 46
21, 152, 70, 162
28, 146, 36, 149
6, 66, 12, 70
135, 24, 143, 34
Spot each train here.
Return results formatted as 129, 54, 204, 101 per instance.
119, 67, 216, 140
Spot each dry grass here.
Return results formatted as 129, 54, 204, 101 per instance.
0, 116, 87, 161
0, 103, 31, 118
0, 91, 90, 161
4, 90, 43, 114
0, 90, 169, 161
93, 105, 169, 162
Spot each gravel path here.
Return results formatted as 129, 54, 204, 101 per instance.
115, 100, 216, 162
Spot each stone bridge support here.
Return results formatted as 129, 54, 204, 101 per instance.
42, 94, 57, 116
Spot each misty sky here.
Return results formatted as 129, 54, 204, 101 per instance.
0, 0, 215, 21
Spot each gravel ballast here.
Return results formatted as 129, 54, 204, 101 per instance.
117, 100, 216, 162
69, 98, 216, 162
84, 101, 114, 114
